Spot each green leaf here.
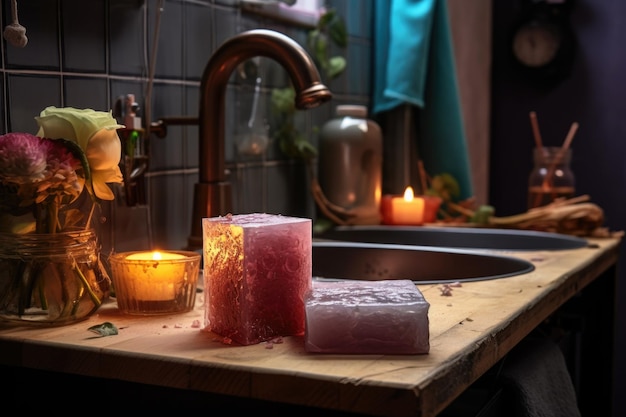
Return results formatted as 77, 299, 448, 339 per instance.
313, 35, 329, 72
270, 88, 296, 115
88, 321, 119, 337
54, 137, 99, 205
470, 205, 495, 225
269, 8, 348, 161
293, 135, 318, 158
307, 28, 320, 51
327, 56, 347, 79
318, 9, 335, 28
313, 217, 335, 234
55, 137, 91, 182
429, 173, 460, 202
327, 15, 347, 48
277, 129, 317, 161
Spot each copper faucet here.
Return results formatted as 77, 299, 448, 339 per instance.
186, 29, 332, 250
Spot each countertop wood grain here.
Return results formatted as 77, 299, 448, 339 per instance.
0, 237, 621, 417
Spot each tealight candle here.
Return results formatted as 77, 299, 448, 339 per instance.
109, 250, 201, 315
381, 187, 442, 225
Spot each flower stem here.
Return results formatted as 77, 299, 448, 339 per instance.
47, 200, 59, 233
71, 278, 85, 316
84, 201, 96, 231
37, 275, 48, 310
17, 260, 30, 316
55, 263, 71, 319
73, 263, 102, 308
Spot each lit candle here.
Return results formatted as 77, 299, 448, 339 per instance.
380, 188, 443, 225
381, 186, 426, 225
123, 251, 184, 300
109, 250, 201, 315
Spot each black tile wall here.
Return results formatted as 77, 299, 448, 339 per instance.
149, 82, 186, 170
109, 0, 144, 75
64, 77, 109, 111
62, 0, 107, 73
183, 2, 214, 80
8, 74, 61, 132
0, 0, 374, 252
152, 1, 184, 79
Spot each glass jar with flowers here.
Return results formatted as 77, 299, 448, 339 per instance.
0, 107, 124, 325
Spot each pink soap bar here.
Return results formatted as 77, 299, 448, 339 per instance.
305, 279, 430, 354
202, 213, 312, 346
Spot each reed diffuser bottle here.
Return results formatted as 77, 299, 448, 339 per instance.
527, 146, 576, 209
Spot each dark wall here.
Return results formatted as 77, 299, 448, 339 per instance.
490, 2, 625, 415
0, 0, 374, 251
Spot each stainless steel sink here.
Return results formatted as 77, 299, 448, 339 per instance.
315, 225, 588, 251
312, 241, 535, 284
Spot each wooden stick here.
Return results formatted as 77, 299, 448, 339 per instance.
417, 160, 428, 194
559, 121, 579, 153
529, 111, 543, 149
547, 122, 578, 184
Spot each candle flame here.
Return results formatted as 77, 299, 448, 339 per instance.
152, 251, 163, 261
403, 186, 414, 202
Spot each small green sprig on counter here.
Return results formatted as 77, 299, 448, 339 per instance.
425, 172, 494, 224
271, 9, 347, 161
88, 321, 119, 337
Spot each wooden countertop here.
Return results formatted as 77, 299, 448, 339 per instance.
0, 237, 621, 417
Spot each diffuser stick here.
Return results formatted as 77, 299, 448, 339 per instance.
559, 121, 579, 154
529, 111, 544, 150
417, 159, 429, 194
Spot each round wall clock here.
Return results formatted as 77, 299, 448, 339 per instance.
513, 20, 562, 68
510, 0, 576, 83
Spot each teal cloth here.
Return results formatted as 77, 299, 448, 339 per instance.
372, 0, 473, 200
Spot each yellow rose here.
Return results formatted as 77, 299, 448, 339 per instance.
35, 106, 124, 200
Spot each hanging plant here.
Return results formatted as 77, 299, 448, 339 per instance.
270, 8, 347, 161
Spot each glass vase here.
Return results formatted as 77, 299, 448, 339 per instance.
0, 228, 111, 326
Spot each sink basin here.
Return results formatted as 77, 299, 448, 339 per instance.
315, 225, 588, 251
312, 241, 535, 284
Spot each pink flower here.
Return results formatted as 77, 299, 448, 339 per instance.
35, 137, 84, 205
0, 132, 85, 233
0, 132, 48, 184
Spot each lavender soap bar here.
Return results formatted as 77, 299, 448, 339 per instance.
305, 279, 430, 354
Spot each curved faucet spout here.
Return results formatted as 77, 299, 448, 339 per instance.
187, 29, 332, 250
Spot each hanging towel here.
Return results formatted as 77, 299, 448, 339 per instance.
499, 336, 582, 417
372, 0, 473, 200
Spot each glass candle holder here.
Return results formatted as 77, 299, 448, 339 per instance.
109, 250, 201, 315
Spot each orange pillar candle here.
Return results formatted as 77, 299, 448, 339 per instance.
381, 186, 426, 225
